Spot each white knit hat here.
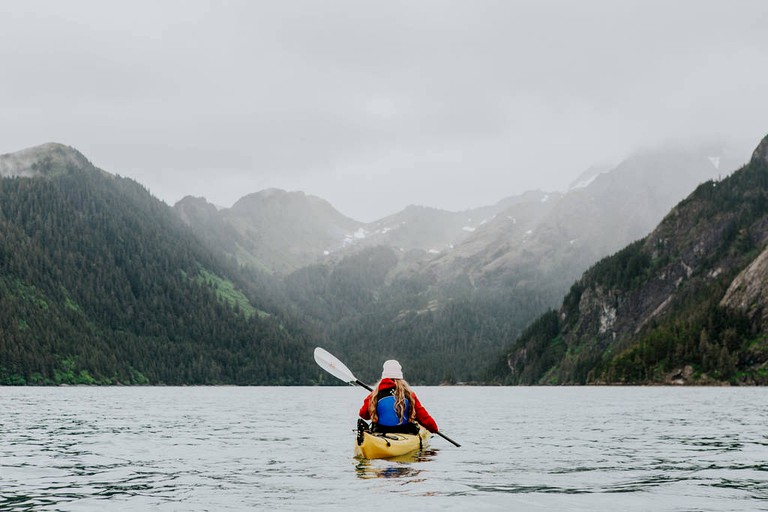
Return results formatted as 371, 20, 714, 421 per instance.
381, 359, 403, 380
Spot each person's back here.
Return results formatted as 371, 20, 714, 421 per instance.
358, 360, 439, 434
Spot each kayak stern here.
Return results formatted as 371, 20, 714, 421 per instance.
354, 422, 431, 459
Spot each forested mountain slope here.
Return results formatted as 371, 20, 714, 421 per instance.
0, 143, 316, 385
284, 245, 546, 384
493, 134, 768, 385
277, 144, 738, 384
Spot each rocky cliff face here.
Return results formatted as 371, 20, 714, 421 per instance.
721, 246, 768, 330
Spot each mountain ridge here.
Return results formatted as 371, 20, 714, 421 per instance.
1, 138, 760, 386
495, 133, 768, 385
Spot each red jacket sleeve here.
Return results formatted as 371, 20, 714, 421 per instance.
412, 392, 439, 433
359, 392, 373, 419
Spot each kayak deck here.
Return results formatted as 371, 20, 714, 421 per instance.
354, 421, 431, 459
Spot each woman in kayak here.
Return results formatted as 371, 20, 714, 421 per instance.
358, 359, 439, 435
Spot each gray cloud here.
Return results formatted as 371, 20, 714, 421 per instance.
1, 0, 767, 220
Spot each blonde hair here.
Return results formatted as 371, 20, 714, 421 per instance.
368, 379, 417, 424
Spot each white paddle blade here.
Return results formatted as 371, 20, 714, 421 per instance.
314, 347, 357, 384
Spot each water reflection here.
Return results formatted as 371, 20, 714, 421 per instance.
354, 449, 437, 479
355, 460, 422, 479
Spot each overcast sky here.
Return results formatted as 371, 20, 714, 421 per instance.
1, 1, 767, 221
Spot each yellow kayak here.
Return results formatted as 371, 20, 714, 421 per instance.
354, 422, 431, 459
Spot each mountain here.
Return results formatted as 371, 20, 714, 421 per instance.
494, 134, 768, 385
176, 141, 733, 289
424, 143, 742, 303
0, 137, 753, 387
281, 244, 546, 384
174, 190, 522, 275
0, 143, 316, 385
422, 190, 562, 293
175, 189, 363, 274
338, 198, 525, 255
171, 141, 740, 384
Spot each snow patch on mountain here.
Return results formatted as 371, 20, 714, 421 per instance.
342, 228, 369, 247
568, 164, 612, 191
570, 174, 599, 190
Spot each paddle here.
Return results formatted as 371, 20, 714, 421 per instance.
313, 347, 461, 448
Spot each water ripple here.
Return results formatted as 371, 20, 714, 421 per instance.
2, 386, 767, 511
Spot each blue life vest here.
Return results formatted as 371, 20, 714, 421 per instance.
376, 394, 411, 426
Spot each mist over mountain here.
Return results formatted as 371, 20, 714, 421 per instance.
175, 189, 526, 276
423, 143, 743, 302
176, 140, 737, 295
175, 189, 362, 274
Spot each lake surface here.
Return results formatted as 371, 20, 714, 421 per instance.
1, 386, 767, 511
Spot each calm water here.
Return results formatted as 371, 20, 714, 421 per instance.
1, 386, 767, 511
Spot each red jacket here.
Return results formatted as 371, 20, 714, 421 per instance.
358, 378, 439, 433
